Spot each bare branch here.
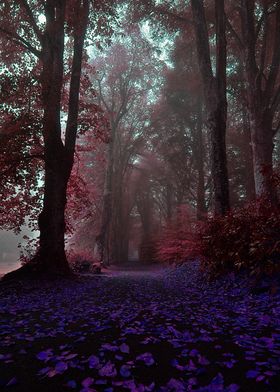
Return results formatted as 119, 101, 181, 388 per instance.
18, 0, 43, 43
0, 26, 41, 57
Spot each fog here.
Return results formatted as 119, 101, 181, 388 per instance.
0, 229, 34, 275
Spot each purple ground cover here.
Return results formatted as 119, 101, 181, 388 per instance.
0, 262, 280, 391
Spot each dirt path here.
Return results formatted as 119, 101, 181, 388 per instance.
0, 262, 280, 391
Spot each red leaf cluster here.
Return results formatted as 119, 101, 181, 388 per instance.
156, 205, 198, 264
198, 196, 280, 276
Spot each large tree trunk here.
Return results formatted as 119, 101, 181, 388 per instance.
37, 149, 70, 272
31, 0, 88, 275
2, 0, 89, 279
250, 112, 276, 201
33, 1, 68, 273
191, 0, 230, 215
239, 0, 280, 202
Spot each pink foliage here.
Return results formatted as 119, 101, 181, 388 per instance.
156, 205, 198, 264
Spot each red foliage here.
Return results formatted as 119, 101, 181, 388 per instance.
156, 205, 198, 264
198, 197, 280, 276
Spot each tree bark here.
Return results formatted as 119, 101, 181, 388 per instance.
34, 0, 89, 273
96, 125, 115, 265
250, 113, 276, 201
239, 0, 280, 202
195, 101, 207, 220
191, 0, 230, 215
241, 109, 256, 201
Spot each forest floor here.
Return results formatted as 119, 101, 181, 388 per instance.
0, 261, 280, 392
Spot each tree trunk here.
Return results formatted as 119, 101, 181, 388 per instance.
96, 140, 114, 266
35, 0, 89, 273
166, 183, 173, 221
239, 0, 280, 202
250, 112, 277, 201
195, 100, 207, 220
37, 151, 70, 272
191, 0, 230, 215
241, 108, 256, 201
208, 102, 229, 214
2, 0, 89, 279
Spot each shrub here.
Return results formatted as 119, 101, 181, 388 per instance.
156, 205, 198, 264
198, 198, 280, 276
67, 250, 100, 274
156, 189, 280, 277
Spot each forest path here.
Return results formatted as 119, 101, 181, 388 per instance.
0, 262, 280, 391
99, 261, 168, 278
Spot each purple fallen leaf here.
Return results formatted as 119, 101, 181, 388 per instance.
188, 378, 197, 386
6, 377, 17, 387
37, 349, 52, 361
211, 373, 224, 386
120, 365, 131, 378
136, 352, 155, 366
264, 371, 274, 377
88, 355, 99, 369
145, 382, 155, 392
99, 361, 117, 377
64, 353, 77, 360
119, 343, 130, 354
82, 377, 94, 388
171, 359, 185, 371
246, 370, 258, 379
66, 380, 77, 388
186, 359, 196, 371
226, 384, 240, 392
37, 367, 51, 376
245, 357, 256, 361
95, 380, 107, 385
166, 378, 185, 391
80, 388, 96, 392
189, 349, 199, 357
198, 355, 210, 365
167, 326, 182, 338
55, 361, 68, 374
47, 369, 57, 378
102, 343, 118, 352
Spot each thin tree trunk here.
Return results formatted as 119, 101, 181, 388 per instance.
166, 183, 173, 221
195, 102, 207, 220
96, 137, 114, 266
240, 107, 256, 201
